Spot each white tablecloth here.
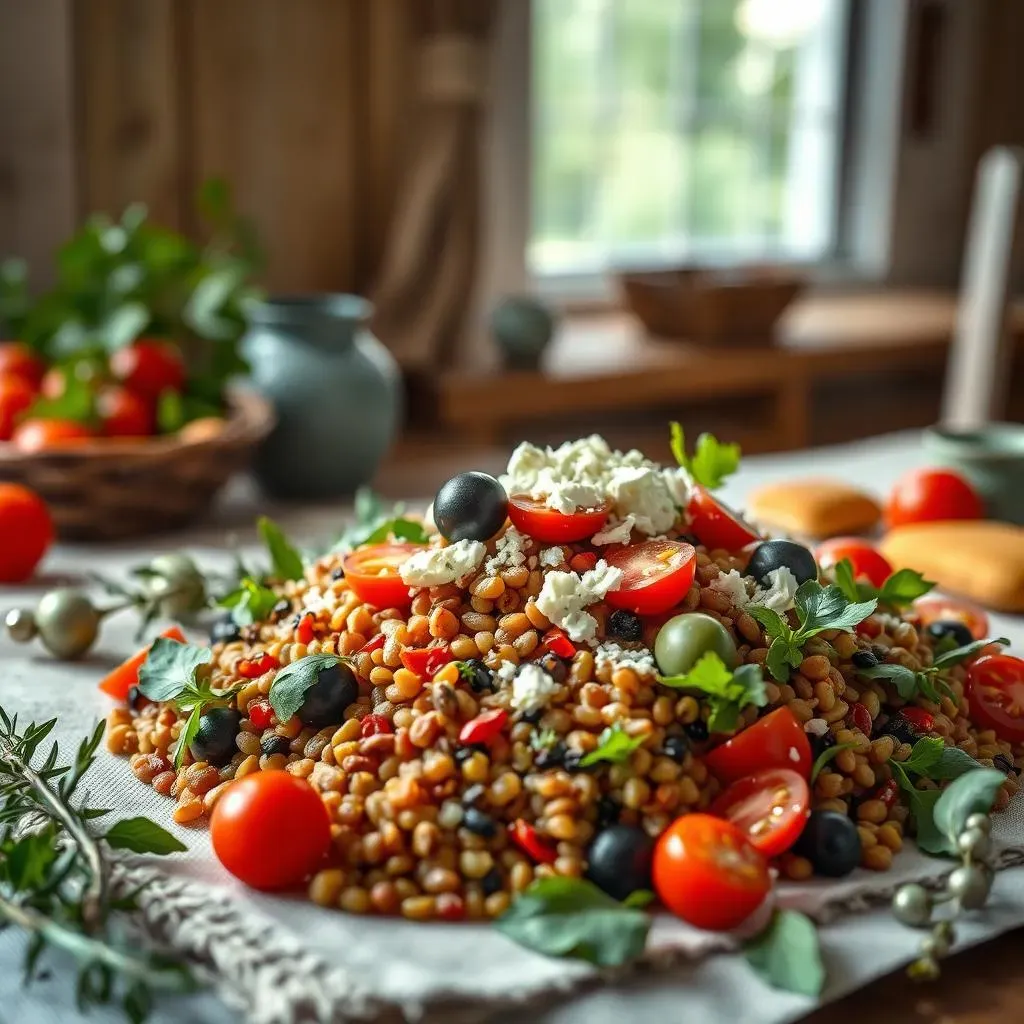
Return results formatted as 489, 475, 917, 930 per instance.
2, 430, 1022, 1024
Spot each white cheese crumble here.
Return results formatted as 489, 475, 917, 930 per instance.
485, 526, 528, 575
876, 612, 904, 633
750, 567, 801, 613
591, 514, 636, 546
511, 663, 562, 712
399, 540, 486, 587
535, 560, 623, 643
494, 661, 519, 686
804, 719, 829, 737
539, 546, 565, 568
708, 569, 752, 609
594, 642, 657, 677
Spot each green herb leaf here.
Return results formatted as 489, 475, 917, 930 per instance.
219, 576, 279, 626
103, 817, 186, 855
529, 729, 559, 753
174, 706, 203, 771
744, 909, 825, 996
933, 768, 1005, 846
495, 877, 651, 966
898, 736, 946, 776
622, 889, 656, 909
579, 722, 645, 767
668, 422, 741, 490
933, 637, 1008, 670
859, 663, 919, 701
746, 604, 790, 640
794, 580, 877, 635
268, 653, 345, 723
257, 516, 304, 581
889, 764, 948, 854
26, 372, 97, 425
137, 638, 211, 702
362, 517, 431, 546
832, 559, 861, 603
765, 636, 801, 683
876, 569, 935, 608
4, 829, 59, 891
810, 742, 858, 783
658, 653, 767, 733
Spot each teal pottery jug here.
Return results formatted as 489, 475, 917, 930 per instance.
244, 296, 402, 499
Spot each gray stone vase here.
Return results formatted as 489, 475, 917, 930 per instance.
243, 295, 402, 499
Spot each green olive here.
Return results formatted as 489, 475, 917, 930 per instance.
654, 612, 738, 677
5, 608, 38, 643
146, 553, 207, 617
35, 589, 101, 660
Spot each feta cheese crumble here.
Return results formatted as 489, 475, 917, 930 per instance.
535, 560, 624, 643
494, 661, 519, 686
591, 514, 636, 546
708, 569, 752, 609
511, 663, 562, 712
539, 546, 564, 568
485, 526, 528, 575
399, 540, 486, 587
594, 642, 657, 677
750, 566, 801, 613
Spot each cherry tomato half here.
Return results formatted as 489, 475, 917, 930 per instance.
98, 626, 187, 701
653, 813, 771, 931
911, 594, 989, 641
110, 339, 186, 399
710, 768, 810, 858
0, 342, 45, 387
815, 538, 893, 589
12, 418, 95, 452
506, 494, 610, 543
98, 386, 154, 437
966, 655, 1024, 743
342, 542, 425, 608
211, 771, 332, 891
0, 375, 36, 441
885, 468, 984, 529
603, 540, 697, 616
704, 707, 812, 783
686, 487, 760, 552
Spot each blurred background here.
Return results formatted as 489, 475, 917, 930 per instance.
2, 0, 1024, 509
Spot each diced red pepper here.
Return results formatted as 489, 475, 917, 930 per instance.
360, 633, 386, 654
360, 713, 394, 738
238, 653, 279, 678
851, 702, 873, 737
543, 627, 576, 659
898, 707, 935, 733
401, 645, 452, 679
458, 707, 509, 746
509, 819, 558, 864
247, 698, 275, 730
296, 614, 315, 645
875, 778, 899, 810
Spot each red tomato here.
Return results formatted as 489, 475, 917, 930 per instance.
295, 614, 315, 645
506, 494, 611, 543
911, 594, 989, 641
210, 771, 332, 890
704, 707, 811, 783
898, 707, 935, 734
966, 655, 1024, 743
110, 340, 186, 399
603, 539, 697, 616
458, 708, 509, 745
508, 819, 558, 864
0, 343, 44, 387
360, 633, 387, 654
0, 483, 53, 582
815, 538, 893, 589
653, 814, 770, 930
13, 418, 95, 452
238, 653, 279, 678
246, 699, 275, 730
98, 386, 154, 437
98, 626, 187, 700
710, 768, 810, 858
400, 645, 452, 678
360, 714, 393, 737
885, 468, 984, 528
342, 543, 425, 608
542, 627, 576, 659
0, 375, 36, 440
686, 487, 760, 552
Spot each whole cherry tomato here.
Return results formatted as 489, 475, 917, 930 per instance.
507, 494, 611, 544
710, 768, 810, 858
704, 707, 812, 783
0, 375, 36, 440
110, 340, 186, 399
0, 342, 44, 387
98, 386, 154, 437
0, 483, 53, 583
13, 418, 95, 452
815, 538, 893, 589
342, 543, 425, 608
603, 540, 697, 616
885, 468, 984, 528
686, 487, 760, 552
966, 655, 1024, 743
211, 771, 332, 890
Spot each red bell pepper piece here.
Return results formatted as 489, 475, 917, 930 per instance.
238, 652, 279, 678
458, 707, 509, 746
401, 644, 452, 679
98, 626, 187, 701
295, 614, 315, 645
360, 713, 394, 737
509, 819, 557, 864
247, 698, 275, 730
543, 627, 576, 659
360, 633, 386, 654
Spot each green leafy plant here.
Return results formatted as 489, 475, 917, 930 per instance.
578, 722, 646, 766
669, 422, 741, 490
748, 580, 877, 682
268, 654, 348, 722
658, 652, 767, 733
744, 909, 824, 996
257, 516, 305, 582
331, 487, 430, 553
832, 560, 935, 610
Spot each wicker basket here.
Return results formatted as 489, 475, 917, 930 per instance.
0, 389, 275, 541
618, 266, 804, 344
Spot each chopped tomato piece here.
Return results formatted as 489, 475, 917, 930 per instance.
710, 768, 810, 858
686, 487, 760, 552
360, 633, 386, 654
898, 707, 934, 733
966, 655, 1024, 743
603, 539, 697, 616
401, 645, 452, 678
509, 819, 558, 864
507, 494, 611, 544
850, 702, 873, 737
98, 626, 187, 701
360, 714, 394, 737
543, 627, 576, 659
247, 699, 275, 730
705, 707, 812, 783
239, 653, 279, 678
295, 614, 315, 645
342, 542, 425, 608
458, 707, 508, 745
874, 778, 899, 810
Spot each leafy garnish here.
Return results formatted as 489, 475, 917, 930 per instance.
809, 741, 858, 783
268, 653, 348, 723
831, 559, 935, 609
579, 722, 645, 766
658, 652, 767, 733
933, 769, 1005, 847
744, 909, 825, 996
530, 729, 559, 753
749, 580, 876, 682
103, 817, 187, 855
332, 487, 431, 552
218, 576, 280, 626
257, 517, 305, 581
622, 889, 656, 909
669, 422, 741, 490
495, 877, 651, 966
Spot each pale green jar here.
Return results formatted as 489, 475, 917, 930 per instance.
243, 296, 402, 499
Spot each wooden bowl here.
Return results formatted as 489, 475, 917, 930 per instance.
618, 265, 804, 344
0, 389, 275, 541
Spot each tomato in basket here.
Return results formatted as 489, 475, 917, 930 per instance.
506, 494, 611, 543
710, 768, 810, 858
342, 542, 425, 608
686, 487, 759, 552
603, 539, 696, 616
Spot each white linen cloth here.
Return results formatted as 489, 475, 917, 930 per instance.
1, 430, 1022, 1024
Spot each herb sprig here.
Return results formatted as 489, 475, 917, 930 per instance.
669, 422, 741, 490
332, 487, 430, 553
832, 559, 935, 610
578, 723, 645, 767
659, 652, 767, 733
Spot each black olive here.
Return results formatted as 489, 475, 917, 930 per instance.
808, 729, 835, 762
462, 807, 498, 837
461, 659, 495, 693
926, 620, 973, 648
296, 661, 359, 728
462, 783, 487, 806
851, 649, 879, 669
538, 652, 568, 682
209, 615, 241, 645
331, 566, 346, 580
126, 685, 146, 712
586, 825, 655, 901
454, 744, 488, 763
433, 472, 509, 543
607, 610, 643, 643
260, 735, 292, 757
596, 796, 620, 829
189, 707, 242, 766
481, 868, 504, 896
534, 741, 567, 769
793, 810, 862, 877
881, 714, 918, 748
271, 599, 291, 621
660, 735, 688, 762
684, 719, 709, 743
994, 753, 1018, 776
745, 539, 817, 586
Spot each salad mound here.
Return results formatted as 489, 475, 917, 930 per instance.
105, 428, 1021, 930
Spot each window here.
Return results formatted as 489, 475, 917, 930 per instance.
529, 0, 851, 283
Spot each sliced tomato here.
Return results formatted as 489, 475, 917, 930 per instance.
686, 487, 760, 552
401, 644, 452, 678
506, 494, 610, 543
911, 594, 989, 641
652, 813, 770, 930
710, 768, 810, 858
98, 626, 187, 701
342, 542, 425, 608
966, 655, 1024, 743
815, 538, 893, 589
704, 707, 812, 783
603, 539, 697, 616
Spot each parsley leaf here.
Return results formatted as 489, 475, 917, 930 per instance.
658, 652, 767, 734
889, 762, 948, 854
668, 422, 741, 490
218, 576, 279, 626
830, 559, 935, 610
832, 559, 860, 603
137, 638, 211, 702
268, 653, 348, 723
103, 817, 186, 855
332, 486, 430, 551
257, 516, 304, 581
745, 909, 825, 997
579, 722, 645, 766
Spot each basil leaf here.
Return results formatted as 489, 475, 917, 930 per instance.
622, 889, 656, 909
876, 568, 935, 608
810, 742, 858, 783
137, 638, 211, 702
889, 759, 949, 854
104, 817, 187, 855
257, 516, 304, 581
579, 723, 645, 767
744, 910, 824, 996
495, 877, 650, 966
219, 577, 279, 626
362, 517, 431, 546
268, 654, 344, 723
174, 705, 203, 771
933, 768, 1005, 846
765, 636, 801, 683
794, 580, 876, 636
832, 559, 861, 604
932, 745, 985, 780
746, 604, 789, 640
932, 637, 1008, 670
859, 663, 919, 701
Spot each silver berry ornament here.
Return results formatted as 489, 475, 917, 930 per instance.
920, 930, 951, 960
5, 607, 38, 643
946, 864, 991, 910
957, 827, 992, 861
893, 883, 933, 927
964, 813, 992, 835
34, 589, 101, 660
145, 553, 206, 618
